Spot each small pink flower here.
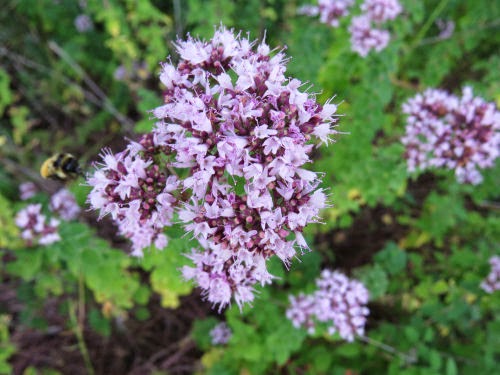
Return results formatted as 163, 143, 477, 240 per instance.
210, 322, 232, 345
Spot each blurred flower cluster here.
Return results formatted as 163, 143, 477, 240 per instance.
74, 0, 93, 33
299, 0, 402, 56
87, 26, 339, 310
481, 256, 500, 293
16, 186, 81, 247
15, 204, 61, 246
49, 188, 81, 221
298, 0, 355, 27
286, 269, 369, 342
402, 87, 500, 184
210, 322, 232, 345
19, 182, 38, 201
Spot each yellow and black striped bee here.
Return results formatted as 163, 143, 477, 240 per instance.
40, 153, 83, 181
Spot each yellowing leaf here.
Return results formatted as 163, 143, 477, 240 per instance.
200, 348, 224, 369
402, 292, 421, 311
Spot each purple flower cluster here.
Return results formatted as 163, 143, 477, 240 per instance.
74, 14, 93, 33
87, 27, 338, 310
348, 15, 390, 57
299, 0, 402, 57
349, 0, 402, 57
436, 19, 455, 40
360, 0, 402, 23
210, 322, 232, 345
15, 204, 60, 246
287, 269, 369, 342
87, 143, 179, 257
19, 182, 38, 200
49, 188, 81, 221
298, 0, 355, 28
481, 256, 500, 293
402, 87, 500, 184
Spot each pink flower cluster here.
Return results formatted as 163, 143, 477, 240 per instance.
50, 188, 81, 221
87, 27, 338, 310
287, 270, 369, 342
481, 256, 500, 293
210, 322, 232, 345
15, 188, 82, 247
15, 204, 61, 246
19, 182, 38, 200
349, 0, 402, 57
402, 87, 500, 184
348, 15, 390, 57
299, 0, 402, 57
360, 0, 402, 23
298, 0, 355, 28
87, 141, 179, 256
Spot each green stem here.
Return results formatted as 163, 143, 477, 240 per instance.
69, 300, 95, 375
411, 0, 450, 49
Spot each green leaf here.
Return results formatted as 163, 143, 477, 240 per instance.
0, 68, 13, 116
192, 317, 220, 351
374, 242, 408, 275
354, 264, 389, 299
140, 238, 194, 308
88, 309, 111, 337
445, 357, 458, 375
6, 249, 43, 280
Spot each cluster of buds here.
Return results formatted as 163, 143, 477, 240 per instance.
210, 322, 232, 345
286, 270, 369, 342
87, 140, 179, 256
481, 256, 500, 294
15, 204, 61, 246
299, 0, 402, 57
402, 87, 500, 184
87, 26, 339, 310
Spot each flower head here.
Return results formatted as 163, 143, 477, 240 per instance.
481, 256, 500, 293
360, 0, 402, 23
157, 26, 337, 310
15, 204, 60, 246
349, 15, 390, 57
402, 87, 500, 184
19, 182, 38, 200
87, 140, 178, 256
74, 14, 93, 33
50, 189, 81, 221
88, 26, 339, 310
287, 269, 370, 342
300, 0, 402, 57
210, 322, 232, 345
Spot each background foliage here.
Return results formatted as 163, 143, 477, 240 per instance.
0, 0, 499, 374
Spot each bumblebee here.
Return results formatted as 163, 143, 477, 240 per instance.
40, 153, 83, 181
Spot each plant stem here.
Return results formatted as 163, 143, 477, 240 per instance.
69, 300, 95, 375
48, 40, 134, 132
411, 0, 450, 50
